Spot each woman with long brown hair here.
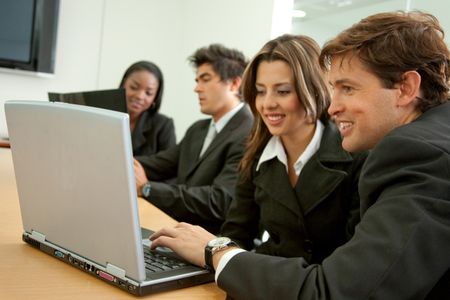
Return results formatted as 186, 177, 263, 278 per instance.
220, 34, 367, 263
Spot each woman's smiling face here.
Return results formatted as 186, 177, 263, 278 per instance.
255, 60, 311, 140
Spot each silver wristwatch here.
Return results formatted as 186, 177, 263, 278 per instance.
204, 237, 237, 271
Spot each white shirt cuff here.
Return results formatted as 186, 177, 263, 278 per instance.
215, 248, 246, 282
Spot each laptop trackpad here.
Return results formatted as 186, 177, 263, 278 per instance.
141, 227, 154, 239
141, 227, 174, 253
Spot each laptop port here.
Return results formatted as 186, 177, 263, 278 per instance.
118, 279, 127, 288
98, 270, 114, 282
54, 250, 65, 259
128, 285, 136, 291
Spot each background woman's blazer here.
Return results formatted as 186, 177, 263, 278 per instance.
137, 105, 253, 233
221, 121, 367, 263
132, 111, 176, 157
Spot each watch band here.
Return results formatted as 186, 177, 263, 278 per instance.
204, 247, 214, 271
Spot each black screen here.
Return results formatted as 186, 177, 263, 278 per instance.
0, 0, 35, 63
0, 0, 59, 74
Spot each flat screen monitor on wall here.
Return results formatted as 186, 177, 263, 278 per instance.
0, 0, 60, 74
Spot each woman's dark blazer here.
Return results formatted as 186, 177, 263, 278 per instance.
221, 120, 368, 263
132, 111, 176, 157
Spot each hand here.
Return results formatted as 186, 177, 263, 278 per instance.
133, 159, 148, 195
150, 222, 216, 267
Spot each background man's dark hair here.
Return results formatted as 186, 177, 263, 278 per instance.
188, 44, 248, 82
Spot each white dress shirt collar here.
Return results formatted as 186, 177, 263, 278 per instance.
212, 102, 244, 133
256, 120, 324, 176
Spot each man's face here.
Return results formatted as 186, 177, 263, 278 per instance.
328, 54, 402, 152
194, 63, 237, 121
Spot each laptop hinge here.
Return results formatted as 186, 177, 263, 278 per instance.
106, 263, 126, 279
30, 230, 46, 242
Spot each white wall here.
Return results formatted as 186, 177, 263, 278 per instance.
97, 0, 274, 139
0, 0, 275, 140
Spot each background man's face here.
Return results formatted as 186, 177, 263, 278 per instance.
194, 63, 236, 121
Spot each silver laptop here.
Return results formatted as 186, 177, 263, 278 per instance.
5, 100, 213, 296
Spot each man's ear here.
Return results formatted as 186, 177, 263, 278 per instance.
397, 70, 421, 107
230, 77, 242, 92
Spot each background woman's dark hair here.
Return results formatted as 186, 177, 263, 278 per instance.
119, 60, 164, 114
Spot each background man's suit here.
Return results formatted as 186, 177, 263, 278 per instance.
137, 105, 253, 233
218, 102, 450, 299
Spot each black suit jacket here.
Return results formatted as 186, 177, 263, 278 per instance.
221, 121, 367, 263
138, 105, 253, 233
218, 102, 450, 299
132, 111, 176, 157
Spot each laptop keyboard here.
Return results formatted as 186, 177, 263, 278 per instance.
143, 247, 188, 273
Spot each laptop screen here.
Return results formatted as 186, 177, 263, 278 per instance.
5, 100, 145, 281
48, 88, 127, 113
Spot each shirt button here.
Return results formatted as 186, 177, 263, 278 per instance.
304, 239, 313, 254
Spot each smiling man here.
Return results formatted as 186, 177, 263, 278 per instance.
149, 11, 450, 299
327, 54, 424, 153
134, 44, 253, 234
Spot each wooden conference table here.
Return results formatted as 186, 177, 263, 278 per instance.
0, 148, 225, 299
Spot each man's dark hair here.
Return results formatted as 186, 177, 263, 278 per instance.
188, 44, 247, 82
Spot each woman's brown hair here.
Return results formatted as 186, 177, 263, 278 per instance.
240, 34, 331, 180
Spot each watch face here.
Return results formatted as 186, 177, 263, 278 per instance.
208, 237, 231, 247
142, 183, 151, 197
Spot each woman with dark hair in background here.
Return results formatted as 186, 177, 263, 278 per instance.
119, 61, 176, 157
